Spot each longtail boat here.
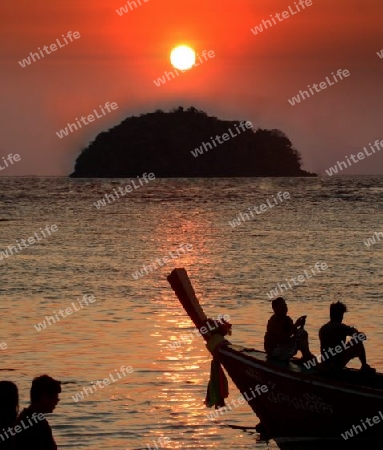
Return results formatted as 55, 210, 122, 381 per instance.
167, 268, 383, 449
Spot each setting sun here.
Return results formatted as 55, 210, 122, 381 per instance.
170, 45, 196, 70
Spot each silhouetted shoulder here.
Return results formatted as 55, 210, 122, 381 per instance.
319, 321, 331, 337
13, 408, 57, 450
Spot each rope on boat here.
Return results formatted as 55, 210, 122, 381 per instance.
205, 357, 229, 409
204, 318, 232, 409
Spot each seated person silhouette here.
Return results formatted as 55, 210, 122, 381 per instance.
0, 380, 19, 449
14, 375, 61, 450
319, 301, 375, 373
264, 297, 314, 362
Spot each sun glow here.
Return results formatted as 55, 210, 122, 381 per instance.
170, 46, 196, 70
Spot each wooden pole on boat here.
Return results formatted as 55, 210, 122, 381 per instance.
167, 268, 208, 333
168, 268, 231, 409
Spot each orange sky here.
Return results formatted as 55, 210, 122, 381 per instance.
1, 0, 382, 175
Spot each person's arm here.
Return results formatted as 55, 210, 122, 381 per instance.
285, 317, 297, 336
345, 324, 366, 340
292, 316, 306, 334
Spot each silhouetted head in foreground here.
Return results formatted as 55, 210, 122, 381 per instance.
272, 297, 288, 316
30, 375, 61, 414
0, 380, 19, 427
329, 301, 347, 323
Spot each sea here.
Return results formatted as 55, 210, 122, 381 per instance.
0, 176, 382, 450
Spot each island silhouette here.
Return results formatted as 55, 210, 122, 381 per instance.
70, 106, 316, 177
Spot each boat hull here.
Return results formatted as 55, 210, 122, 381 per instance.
167, 268, 383, 445
218, 345, 383, 440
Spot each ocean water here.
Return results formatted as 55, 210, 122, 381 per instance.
0, 176, 382, 449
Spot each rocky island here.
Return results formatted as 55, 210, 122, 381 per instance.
70, 106, 316, 177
